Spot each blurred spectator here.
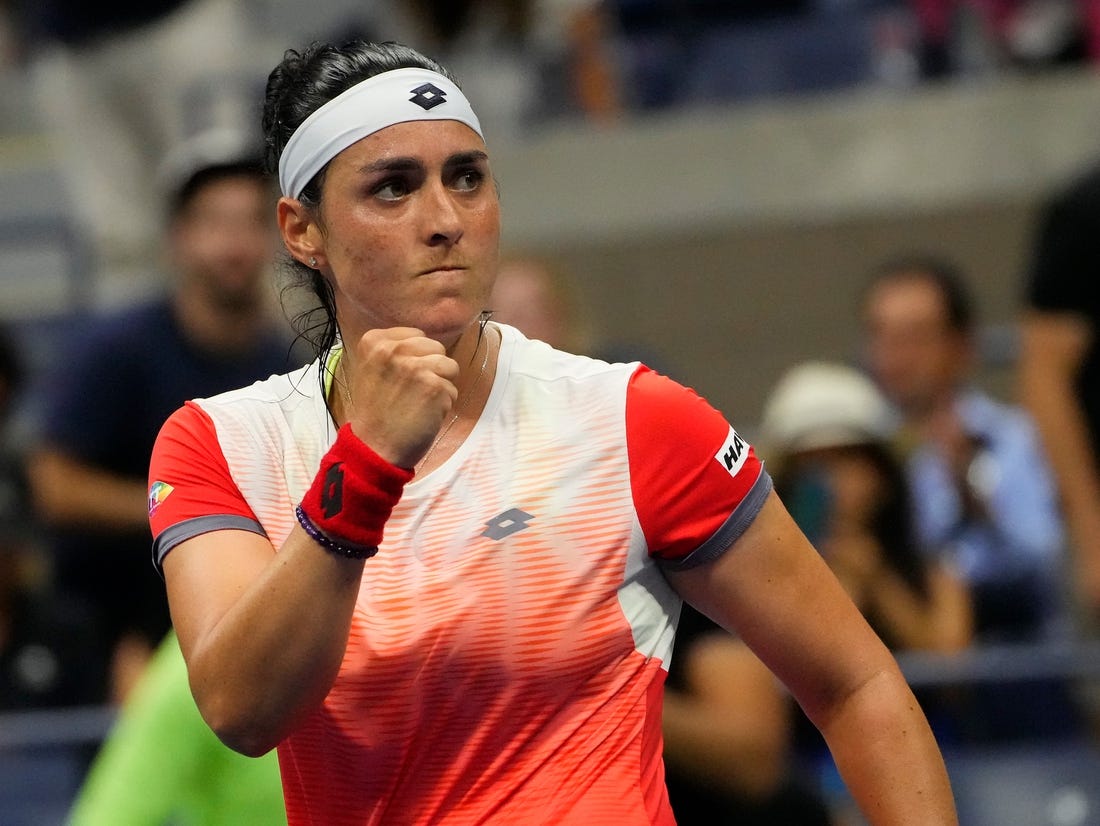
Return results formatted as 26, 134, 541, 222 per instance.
759, 361, 977, 805
490, 252, 669, 366
860, 254, 1068, 643
0, 321, 28, 547
1019, 163, 1100, 620
490, 254, 593, 353
760, 361, 974, 655
10, 0, 259, 289
662, 360, 972, 825
662, 604, 835, 826
67, 630, 286, 826
608, 1, 895, 109
406, 0, 621, 127
332, 1, 620, 139
0, 324, 105, 710
0, 1, 18, 66
26, 133, 299, 704
909, 0, 1097, 78
0, 543, 103, 710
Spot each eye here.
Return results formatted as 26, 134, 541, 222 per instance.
452, 168, 484, 192
373, 178, 410, 201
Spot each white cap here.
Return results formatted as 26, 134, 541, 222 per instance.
156, 127, 260, 201
760, 361, 892, 455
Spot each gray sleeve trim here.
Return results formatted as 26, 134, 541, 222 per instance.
658, 469, 774, 572
152, 514, 268, 574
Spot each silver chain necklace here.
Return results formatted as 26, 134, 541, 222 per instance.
335, 323, 493, 473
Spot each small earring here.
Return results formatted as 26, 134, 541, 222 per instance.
309, 256, 318, 268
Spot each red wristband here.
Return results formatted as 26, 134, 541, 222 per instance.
299, 424, 414, 554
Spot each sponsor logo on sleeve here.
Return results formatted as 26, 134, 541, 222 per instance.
714, 426, 749, 478
148, 481, 174, 517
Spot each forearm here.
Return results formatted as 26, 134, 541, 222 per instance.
1019, 318, 1100, 553
816, 666, 957, 825
667, 495, 957, 822
163, 419, 412, 756
28, 448, 149, 530
1024, 380, 1100, 541
170, 527, 364, 757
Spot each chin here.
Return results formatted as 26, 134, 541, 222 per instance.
422, 300, 485, 331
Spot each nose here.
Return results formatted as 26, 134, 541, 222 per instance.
424, 181, 464, 247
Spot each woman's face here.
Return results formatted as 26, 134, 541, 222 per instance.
787, 446, 885, 531
823, 448, 884, 526
313, 119, 501, 345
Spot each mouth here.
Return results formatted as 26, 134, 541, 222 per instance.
419, 264, 466, 276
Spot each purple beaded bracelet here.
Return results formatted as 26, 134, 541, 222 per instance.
295, 504, 379, 560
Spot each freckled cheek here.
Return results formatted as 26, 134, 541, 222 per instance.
477, 200, 501, 231
328, 251, 385, 311
332, 222, 403, 276
469, 210, 500, 281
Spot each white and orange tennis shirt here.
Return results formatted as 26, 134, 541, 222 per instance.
148, 323, 772, 826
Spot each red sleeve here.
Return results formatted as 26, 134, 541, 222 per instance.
626, 367, 771, 568
148, 401, 262, 570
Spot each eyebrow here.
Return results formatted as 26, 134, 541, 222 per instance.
358, 150, 489, 175
444, 150, 489, 168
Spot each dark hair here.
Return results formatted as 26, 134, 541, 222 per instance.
856, 441, 928, 597
852, 441, 934, 648
865, 254, 975, 334
261, 40, 459, 364
167, 159, 267, 222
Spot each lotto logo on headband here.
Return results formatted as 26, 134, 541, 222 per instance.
410, 83, 447, 111
278, 67, 484, 198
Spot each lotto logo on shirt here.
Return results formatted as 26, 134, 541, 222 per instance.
148, 481, 174, 517
714, 427, 749, 478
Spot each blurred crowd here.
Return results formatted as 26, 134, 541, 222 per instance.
0, 1, 1098, 824
2, 1, 1099, 290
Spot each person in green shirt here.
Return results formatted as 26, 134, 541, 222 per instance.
68, 631, 285, 826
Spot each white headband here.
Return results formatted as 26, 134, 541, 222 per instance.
278, 67, 484, 199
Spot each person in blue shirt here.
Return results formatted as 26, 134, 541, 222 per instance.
860, 253, 1080, 743
26, 132, 302, 704
860, 254, 1067, 642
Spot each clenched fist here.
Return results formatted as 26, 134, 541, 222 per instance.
342, 327, 460, 468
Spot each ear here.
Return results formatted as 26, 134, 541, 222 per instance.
277, 196, 325, 269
